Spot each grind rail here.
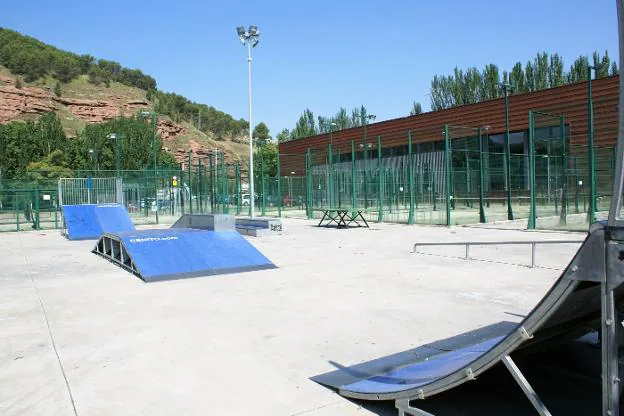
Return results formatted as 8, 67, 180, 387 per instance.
412, 239, 585, 268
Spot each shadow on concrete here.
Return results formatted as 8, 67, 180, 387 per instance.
342, 340, 621, 415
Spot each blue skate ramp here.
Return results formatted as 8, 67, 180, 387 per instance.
62, 204, 135, 240
92, 228, 276, 282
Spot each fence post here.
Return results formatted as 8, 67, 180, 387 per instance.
218, 153, 223, 213
179, 162, 185, 215
574, 157, 580, 214
277, 152, 282, 217
236, 162, 241, 215
198, 158, 203, 213
15, 193, 20, 231
587, 72, 596, 224
377, 136, 384, 222
306, 149, 313, 219
351, 140, 357, 210
528, 111, 537, 229
209, 153, 215, 213
444, 125, 451, 226
222, 156, 229, 215
54, 192, 58, 229
408, 130, 414, 224
478, 127, 486, 223
328, 143, 334, 209
415, 144, 420, 210
188, 151, 193, 215
34, 188, 40, 230
559, 115, 567, 226
260, 153, 266, 216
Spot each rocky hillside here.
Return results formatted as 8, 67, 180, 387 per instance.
0, 66, 249, 169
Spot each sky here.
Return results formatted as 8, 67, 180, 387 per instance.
1, 0, 619, 136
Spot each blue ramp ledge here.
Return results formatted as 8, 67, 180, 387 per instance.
62, 204, 135, 240
92, 229, 276, 282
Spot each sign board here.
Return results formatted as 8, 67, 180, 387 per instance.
43, 194, 51, 201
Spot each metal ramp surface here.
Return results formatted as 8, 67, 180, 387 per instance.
312, 223, 624, 415
92, 229, 276, 282
62, 204, 135, 240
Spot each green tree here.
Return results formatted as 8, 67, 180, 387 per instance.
548, 53, 565, 87
410, 102, 423, 115
568, 55, 589, 83
21, 150, 73, 186
276, 128, 291, 143
54, 81, 62, 97
292, 109, 317, 139
509, 62, 525, 93
480, 64, 500, 100
533, 52, 549, 90
254, 141, 278, 181
14, 77, 22, 89
253, 122, 271, 146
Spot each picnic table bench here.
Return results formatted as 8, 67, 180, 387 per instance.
313, 208, 370, 228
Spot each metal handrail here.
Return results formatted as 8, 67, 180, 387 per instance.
412, 239, 585, 268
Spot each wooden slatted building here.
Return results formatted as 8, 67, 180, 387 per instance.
278, 75, 619, 176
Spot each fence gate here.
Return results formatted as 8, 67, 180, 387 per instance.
58, 177, 122, 206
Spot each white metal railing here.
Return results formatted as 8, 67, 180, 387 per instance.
58, 177, 122, 206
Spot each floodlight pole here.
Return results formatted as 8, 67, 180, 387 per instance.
246, 40, 255, 218
502, 83, 514, 220
107, 133, 121, 178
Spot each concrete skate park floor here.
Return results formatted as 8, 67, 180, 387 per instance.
0, 218, 586, 415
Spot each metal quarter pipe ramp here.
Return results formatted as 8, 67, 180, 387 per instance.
62, 203, 135, 240
92, 229, 276, 282
312, 223, 624, 415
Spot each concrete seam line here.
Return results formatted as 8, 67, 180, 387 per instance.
18, 234, 79, 416
289, 401, 345, 416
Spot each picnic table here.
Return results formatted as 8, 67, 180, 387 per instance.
314, 208, 370, 228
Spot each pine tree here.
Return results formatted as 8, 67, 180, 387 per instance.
410, 102, 423, 115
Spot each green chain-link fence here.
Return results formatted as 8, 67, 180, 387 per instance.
1, 99, 617, 233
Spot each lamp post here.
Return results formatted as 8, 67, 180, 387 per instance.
237, 25, 260, 218
501, 83, 514, 220
587, 65, 603, 223
141, 111, 159, 224
107, 133, 122, 177
88, 148, 94, 170
329, 121, 338, 147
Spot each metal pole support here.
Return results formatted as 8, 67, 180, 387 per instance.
502, 355, 552, 416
